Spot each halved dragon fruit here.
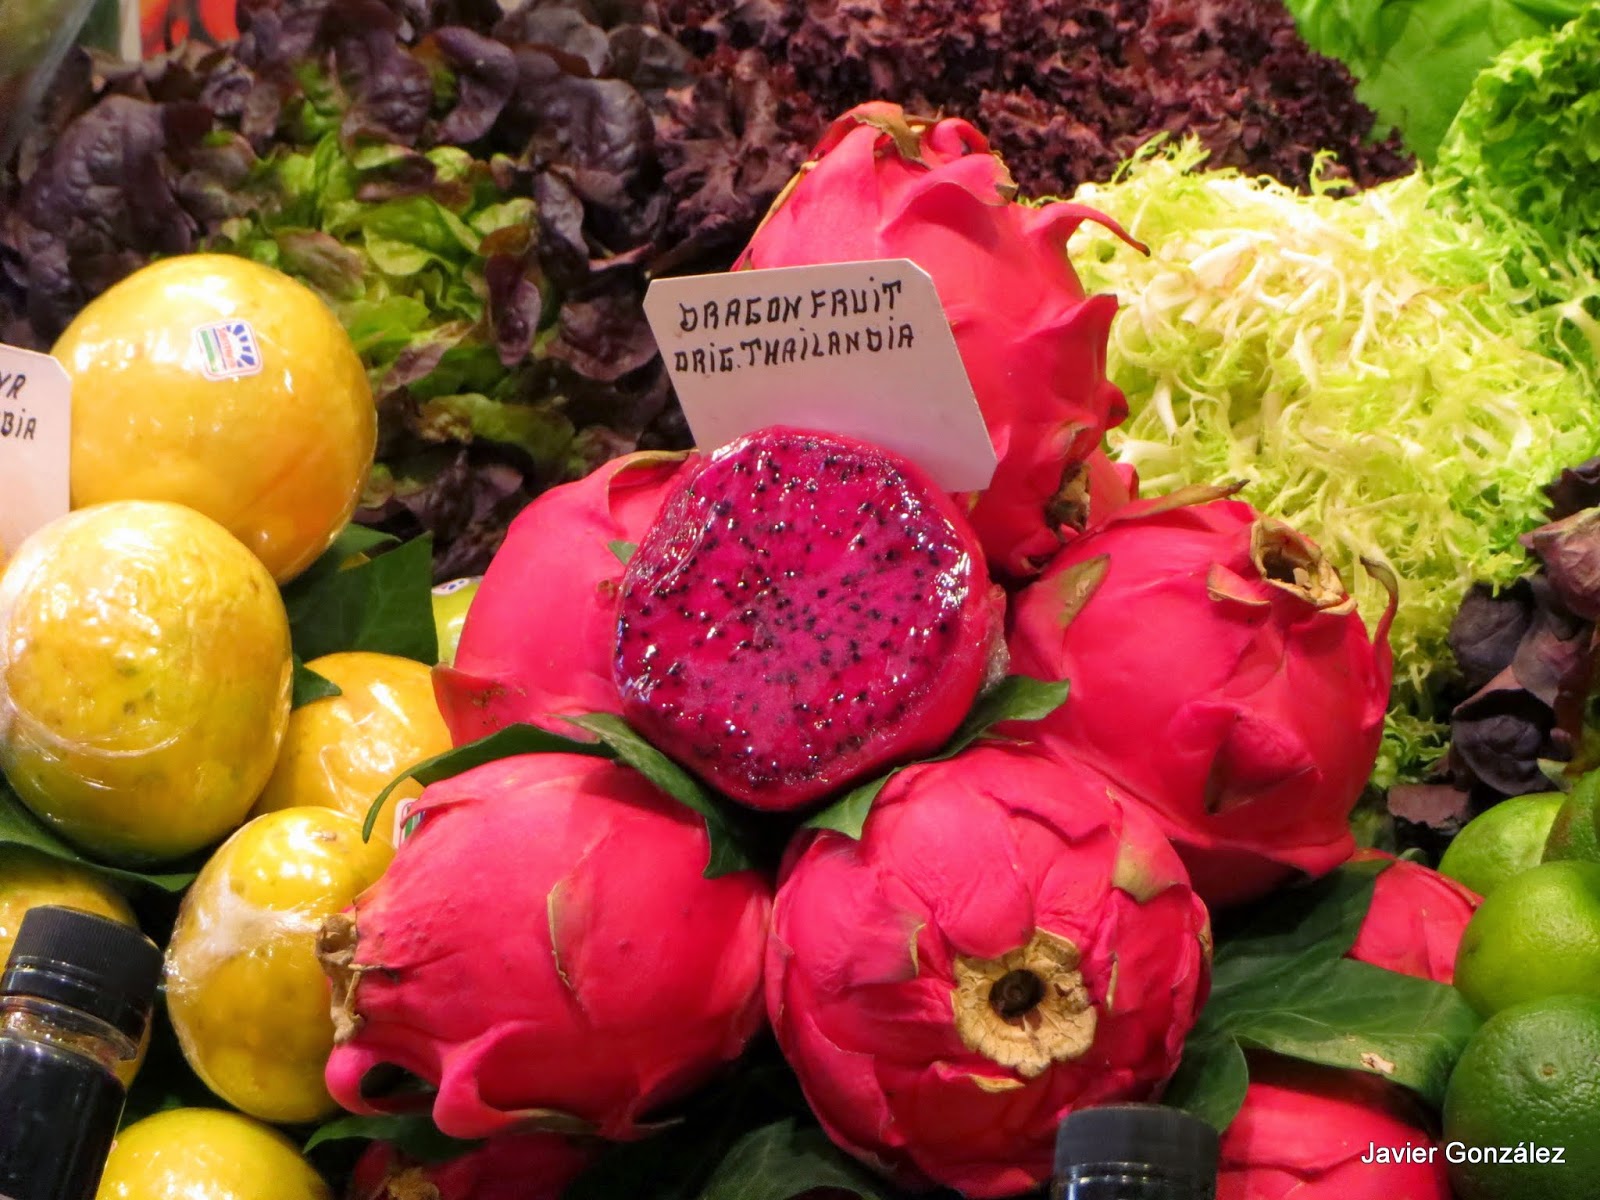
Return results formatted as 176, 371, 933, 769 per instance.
613, 426, 1004, 811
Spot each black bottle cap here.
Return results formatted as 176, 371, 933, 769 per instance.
1055, 1103, 1219, 1182
1, 906, 161, 1042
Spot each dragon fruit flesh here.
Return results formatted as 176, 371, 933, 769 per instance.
318, 753, 771, 1140
348, 1133, 594, 1200
1006, 491, 1397, 908
1348, 852, 1480, 985
767, 743, 1212, 1197
433, 452, 690, 746
1219, 1055, 1450, 1200
736, 102, 1140, 578
613, 426, 1004, 812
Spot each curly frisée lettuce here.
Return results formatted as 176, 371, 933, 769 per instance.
1065, 138, 1600, 785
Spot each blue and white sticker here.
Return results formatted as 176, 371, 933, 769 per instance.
192, 320, 264, 381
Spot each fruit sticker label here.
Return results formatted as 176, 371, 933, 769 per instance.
393, 796, 421, 846
644, 259, 998, 492
192, 319, 264, 381
0, 343, 71, 556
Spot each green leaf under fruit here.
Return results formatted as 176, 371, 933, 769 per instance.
806, 676, 1070, 838
362, 720, 753, 877
1161, 1035, 1250, 1132
697, 1120, 896, 1200
303, 1113, 481, 1164
0, 778, 199, 893
291, 655, 343, 709
1173, 860, 1482, 1126
282, 532, 437, 665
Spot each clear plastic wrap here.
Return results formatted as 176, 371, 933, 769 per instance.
162, 806, 392, 1125
250, 651, 451, 848
0, 500, 292, 864
49, 254, 376, 584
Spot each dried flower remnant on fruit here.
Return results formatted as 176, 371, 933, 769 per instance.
613, 426, 1003, 811
767, 745, 1211, 1197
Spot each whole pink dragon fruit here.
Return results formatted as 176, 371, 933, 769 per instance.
318, 753, 771, 1140
1219, 1055, 1450, 1200
735, 102, 1141, 579
348, 1133, 593, 1200
433, 451, 690, 746
1347, 851, 1480, 985
767, 743, 1212, 1197
614, 425, 1005, 812
1006, 491, 1397, 908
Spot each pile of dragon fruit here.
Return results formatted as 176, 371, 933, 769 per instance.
322, 106, 1410, 1199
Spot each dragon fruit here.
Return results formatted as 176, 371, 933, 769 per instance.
767, 743, 1212, 1197
735, 102, 1141, 579
1348, 852, 1480, 985
1219, 1055, 1450, 1200
348, 1133, 593, 1200
318, 753, 770, 1140
433, 452, 689, 746
1006, 491, 1396, 908
613, 426, 1004, 812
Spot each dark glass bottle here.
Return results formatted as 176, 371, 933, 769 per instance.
1054, 1104, 1220, 1200
0, 906, 162, 1200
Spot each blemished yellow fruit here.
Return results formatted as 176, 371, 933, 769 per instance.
0, 846, 147, 1086
250, 652, 451, 847
0, 502, 292, 864
51, 253, 376, 584
96, 1109, 332, 1200
164, 807, 392, 1124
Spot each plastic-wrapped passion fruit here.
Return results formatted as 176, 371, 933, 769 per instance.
164, 807, 392, 1124
51, 254, 376, 584
0, 501, 293, 864
250, 652, 451, 848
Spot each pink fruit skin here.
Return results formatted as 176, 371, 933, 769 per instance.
433, 452, 689, 746
1347, 851, 1480, 985
1006, 495, 1396, 909
348, 1133, 594, 1200
321, 754, 771, 1141
1219, 1056, 1450, 1200
767, 744, 1212, 1198
735, 102, 1141, 579
613, 425, 1005, 813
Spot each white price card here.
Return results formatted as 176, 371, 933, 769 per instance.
0, 344, 71, 557
645, 259, 998, 492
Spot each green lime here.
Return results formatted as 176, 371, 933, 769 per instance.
1442, 994, 1600, 1200
1453, 860, 1600, 1017
1440, 792, 1565, 896
1545, 773, 1600, 865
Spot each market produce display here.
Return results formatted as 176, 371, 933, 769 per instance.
5, 1, 1600, 1198
0, 0, 1414, 576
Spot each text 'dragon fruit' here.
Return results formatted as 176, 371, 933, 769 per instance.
349, 1133, 594, 1200
318, 754, 771, 1140
51, 253, 376, 584
768, 744, 1212, 1198
165, 807, 393, 1124
613, 427, 1003, 811
736, 103, 1140, 578
0, 501, 292, 864
1006, 491, 1396, 908
434, 452, 690, 745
